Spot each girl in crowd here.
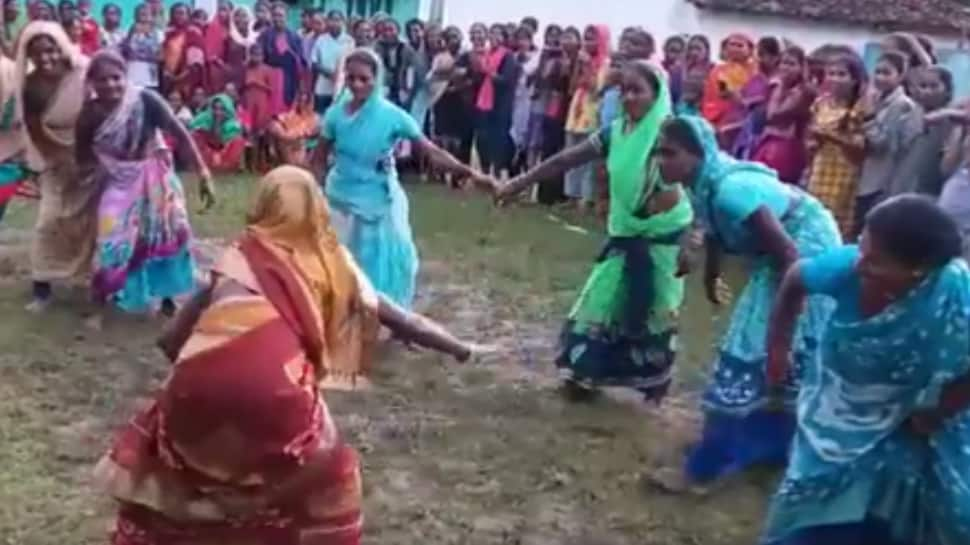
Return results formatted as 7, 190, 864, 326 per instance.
167, 89, 193, 124
404, 17, 430, 120
242, 43, 279, 140
676, 34, 714, 116
258, 2, 304, 108
0, 48, 24, 223
123, 3, 162, 90
252, 0, 271, 32
78, 51, 214, 323
805, 51, 867, 239
265, 89, 318, 167
497, 61, 692, 401
532, 24, 574, 204
562, 24, 610, 211
76, 0, 99, 54
18, 22, 98, 311
190, 93, 246, 173
855, 51, 920, 235
701, 32, 755, 150
431, 25, 472, 176
472, 23, 517, 179
763, 195, 970, 545
652, 115, 840, 490
893, 66, 956, 197
225, 6, 258, 90
375, 17, 413, 107
662, 34, 686, 101
751, 46, 813, 184
510, 25, 540, 174
314, 49, 490, 309
732, 36, 781, 159
203, 0, 232, 94
95, 165, 474, 545
161, 2, 206, 99
99, 3, 124, 50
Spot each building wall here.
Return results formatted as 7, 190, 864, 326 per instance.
438, 0, 961, 52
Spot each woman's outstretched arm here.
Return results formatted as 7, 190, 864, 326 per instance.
412, 136, 490, 190
497, 139, 600, 200
377, 295, 472, 362
765, 262, 806, 385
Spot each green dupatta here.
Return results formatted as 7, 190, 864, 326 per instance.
189, 93, 243, 143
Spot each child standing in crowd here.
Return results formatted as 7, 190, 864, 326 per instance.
76, 0, 99, 54
243, 43, 278, 138
124, 3, 162, 90
806, 51, 867, 239
855, 51, 919, 235
99, 3, 123, 50
563, 24, 610, 212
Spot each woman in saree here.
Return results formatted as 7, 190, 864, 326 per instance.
77, 51, 214, 322
18, 21, 98, 311
805, 51, 867, 239
648, 115, 841, 491
496, 61, 693, 401
472, 23, 518, 178
751, 46, 813, 185
161, 2, 206, 98
732, 36, 780, 160
314, 48, 491, 309
0, 51, 26, 223
95, 165, 474, 545
266, 90, 318, 168
258, 2, 305, 108
203, 0, 232, 94
700, 33, 755, 151
225, 5, 258, 90
189, 93, 246, 173
762, 195, 970, 545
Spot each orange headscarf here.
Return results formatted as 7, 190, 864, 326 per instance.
701, 32, 755, 126
568, 24, 611, 127
245, 166, 379, 388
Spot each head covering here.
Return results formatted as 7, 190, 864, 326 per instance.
567, 24, 611, 124
246, 166, 379, 387
673, 114, 778, 232
228, 5, 258, 48
335, 47, 385, 107
189, 93, 243, 143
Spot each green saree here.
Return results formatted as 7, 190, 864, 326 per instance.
557, 65, 694, 401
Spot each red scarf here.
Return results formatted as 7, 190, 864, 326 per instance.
475, 45, 509, 112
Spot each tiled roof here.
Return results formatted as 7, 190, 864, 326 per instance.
689, 0, 970, 34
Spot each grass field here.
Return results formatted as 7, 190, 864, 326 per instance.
0, 175, 770, 545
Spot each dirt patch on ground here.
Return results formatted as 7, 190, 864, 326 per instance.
0, 232, 770, 545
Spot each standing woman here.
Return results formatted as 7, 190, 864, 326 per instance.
662, 35, 686, 103
472, 23, 518, 179
496, 61, 693, 401
892, 66, 955, 197
732, 36, 781, 159
203, 0, 232, 94
78, 51, 214, 321
563, 24, 610, 211
762, 196, 970, 545
533, 25, 578, 204
651, 115, 840, 490
431, 26, 473, 177
18, 21, 98, 311
258, 1, 304, 108
805, 51, 867, 240
751, 46, 813, 185
122, 3, 162, 91
700, 33, 755, 151
225, 5, 258, 90
404, 18, 429, 119
161, 2, 206, 98
314, 49, 490, 309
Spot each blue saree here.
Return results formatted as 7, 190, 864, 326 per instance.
762, 245, 970, 545
322, 49, 422, 309
674, 115, 841, 483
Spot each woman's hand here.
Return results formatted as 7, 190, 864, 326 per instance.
495, 176, 528, 205
198, 167, 216, 211
704, 274, 732, 306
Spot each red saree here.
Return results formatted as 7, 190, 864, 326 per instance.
162, 26, 207, 97
192, 129, 246, 173
96, 233, 364, 545
204, 20, 230, 93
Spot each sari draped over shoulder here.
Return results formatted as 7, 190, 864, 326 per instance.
557, 64, 694, 401
91, 85, 196, 311
96, 166, 379, 545
162, 25, 206, 98
701, 34, 755, 151
677, 114, 841, 484
17, 22, 98, 282
0, 53, 27, 208
763, 250, 970, 545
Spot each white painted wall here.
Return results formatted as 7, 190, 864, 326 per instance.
438, 0, 961, 52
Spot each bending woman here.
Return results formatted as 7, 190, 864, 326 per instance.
652, 115, 840, 490
763, 195, 970, 545
314, 48, 490, 309
497, 61, 693, 401
18, 21, 99, 311
77, 50, 215, 321
95, 166, 473, 545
